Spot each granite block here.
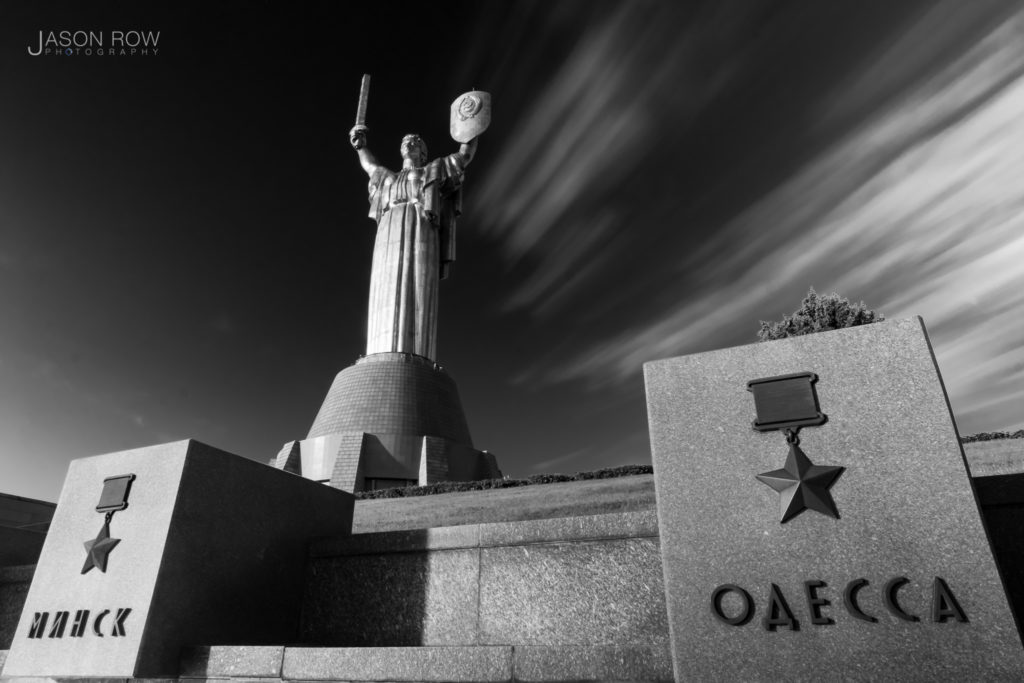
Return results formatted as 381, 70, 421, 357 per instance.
281, 646, 513, 681
4, 440, 354, 679
511, 645, 673, 682
179, 646, 284, 678
644, 317, 1024, 681
479, 538, 667, 646
302, 548, 479, 646
479, 510, 658, 548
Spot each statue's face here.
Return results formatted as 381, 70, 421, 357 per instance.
400, 135, 427, 166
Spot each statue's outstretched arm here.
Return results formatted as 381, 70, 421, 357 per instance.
458, 137, 479, 166
349, 125, 381, 176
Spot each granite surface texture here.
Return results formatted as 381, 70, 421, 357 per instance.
179, 645, 285, 678
281, 645, 513, 682
511, 644, 673, 682
478, 508, 658, 547
302, 547, 480, 646
645, 317, 1024, 681
314, 509, 658, 555
302, 510, 665, 649
2, 643, 674, 682
4, 440, 355, 679
479, 538, 667, 646
312, 524, 480, 557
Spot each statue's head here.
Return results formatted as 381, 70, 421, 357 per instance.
400, 134, 427, 167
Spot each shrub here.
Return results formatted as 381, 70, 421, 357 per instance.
961, 430, 1024, 443
758, 288, 883, 342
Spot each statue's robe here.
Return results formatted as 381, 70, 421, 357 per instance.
365, 153, 465, 359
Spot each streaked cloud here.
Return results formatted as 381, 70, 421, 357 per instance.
510, 5, 1024, 433
473, 1, 739, 312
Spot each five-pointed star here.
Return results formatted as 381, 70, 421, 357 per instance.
81, 523, 121, 574
756, 444, 844, 523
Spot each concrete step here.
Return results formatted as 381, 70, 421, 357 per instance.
0, 644, 673, 682
179, 644, 673, 682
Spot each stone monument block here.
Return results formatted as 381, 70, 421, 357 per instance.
3, 439, 354, 678
644, 318, 1024, 681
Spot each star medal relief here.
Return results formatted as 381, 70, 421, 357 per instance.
81, 473, 136, 574
747, 372, 843, 523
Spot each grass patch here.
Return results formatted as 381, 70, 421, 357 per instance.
355, 464, 653, 500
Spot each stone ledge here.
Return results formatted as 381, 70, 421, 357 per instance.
512, 645, 673, 682
479, 510, 658, 548
310, 525, 479, 558
310, 510, 658, 558
180, 645, 285, 678
0, 679, 178, 682
281, 646, 513, 682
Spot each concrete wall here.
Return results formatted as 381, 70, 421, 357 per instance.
0, 494, 55, 532
0, 493, 55, 568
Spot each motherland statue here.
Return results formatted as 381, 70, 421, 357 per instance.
271, 78, 499, 492
348, 75, 491, 360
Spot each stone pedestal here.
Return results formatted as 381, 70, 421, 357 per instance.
276, 353, 500, 492
644, 318, 1024, 681
3, 439, 354, 678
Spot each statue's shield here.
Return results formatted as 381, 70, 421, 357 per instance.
450, 91, 491, 142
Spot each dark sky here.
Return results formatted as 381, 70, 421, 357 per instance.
3, 0, 1024, 501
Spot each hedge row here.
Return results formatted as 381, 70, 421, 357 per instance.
961, 430, 1024, 444
354, 464, 653, 500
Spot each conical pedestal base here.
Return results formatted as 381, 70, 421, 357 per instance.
274, 353, 500, 492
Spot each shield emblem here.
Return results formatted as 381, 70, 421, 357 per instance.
450, 91, 492, 143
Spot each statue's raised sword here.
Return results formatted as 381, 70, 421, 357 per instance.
355, 73, 371, 128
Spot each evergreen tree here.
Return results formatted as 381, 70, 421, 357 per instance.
758, 288, 884, 342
